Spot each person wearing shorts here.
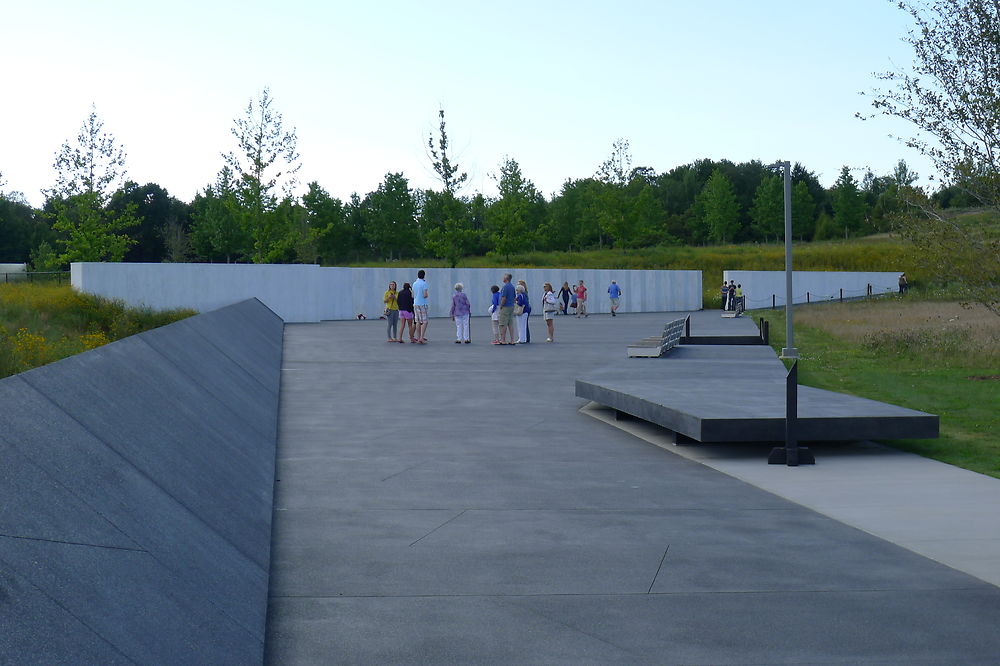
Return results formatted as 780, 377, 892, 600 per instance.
608, 280, 621, 317
497, 273, 517, 344
397, 282, 415, 343
412, 269, 429, 343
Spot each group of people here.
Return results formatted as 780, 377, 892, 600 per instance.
381, 272, 624, 345
721, 280, 745, 314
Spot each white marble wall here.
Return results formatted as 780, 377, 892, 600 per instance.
73, 263, 703, 322
721, 270, 901, 309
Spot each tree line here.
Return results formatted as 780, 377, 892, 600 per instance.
0, 93, 967, 270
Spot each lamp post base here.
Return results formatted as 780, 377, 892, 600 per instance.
780, 347, 799, 359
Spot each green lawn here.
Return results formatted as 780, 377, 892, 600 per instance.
753, 302, 1000, 478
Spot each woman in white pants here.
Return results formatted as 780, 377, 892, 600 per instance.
514, 283, 530, 343
450, 283, 471, 343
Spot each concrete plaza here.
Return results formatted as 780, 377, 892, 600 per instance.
265, 311, 1000, 664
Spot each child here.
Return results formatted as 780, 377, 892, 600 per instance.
488, 285, 501, 344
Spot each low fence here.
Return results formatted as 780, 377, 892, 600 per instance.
72, 263, 704, 323
721, 270, 901, 310
2, 271, 70, 283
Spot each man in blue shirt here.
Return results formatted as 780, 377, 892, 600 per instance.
412, 269, 429, 343
497, 273, 517, 344
608, 280, 622, 317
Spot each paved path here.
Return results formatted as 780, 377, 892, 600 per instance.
266, 312, 1000, 664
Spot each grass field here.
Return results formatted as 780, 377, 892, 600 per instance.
752, 298, 1000, 478
0, 283, 195, 379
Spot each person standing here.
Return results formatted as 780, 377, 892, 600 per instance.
412, 269, 429, 343
517, 279, 531, 343
721, 281, 729, 311
608, 280, 622, 317
899, 273, 908, 294
575, 280, 588, 318
489, 285, 501, 344
450, 282, 471, 343
727, 281, 736, 311
384, 281, 400, 342
397, 282, 415, 343
514, 283, 530, 343
542, 282, 558, 342
735, 283, 744, 314
558, 281, 572, 315
497, 273, 517, 344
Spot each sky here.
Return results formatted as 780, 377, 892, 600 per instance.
1, 0, 932, 208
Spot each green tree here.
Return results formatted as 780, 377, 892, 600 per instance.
866, 0, 1000, 314
594, 138, 637, 247
749, 175, 783, 242
224, 88, 301, 263
791, 180, 817, 240
190, 167, 249, 262
486, 157, 542, 261
302, 183, 352, 264
423, 191, 475, 268
363, 173, 417, 260
694, 169, 741, 243
422, 108, 475, 266
45, 107, 138, 264
831, 166, 866, 237
0, 191, 50, 263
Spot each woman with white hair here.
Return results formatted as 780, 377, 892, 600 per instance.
514, 283, 530, 344
450, 282, 471, 343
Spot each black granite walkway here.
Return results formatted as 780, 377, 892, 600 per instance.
265, 312, 1000, 664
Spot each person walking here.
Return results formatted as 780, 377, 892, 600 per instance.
575, 280, 588, 318
497, 273, 517, 345
558, 281, 572, 315
412, 269, 429, 343
450, 283, 471, 343
397, 282, 415, 343
383, 281, 400, 342
514, 283, 530, 343
608, 280, 622, 317
542, 282, 558, 342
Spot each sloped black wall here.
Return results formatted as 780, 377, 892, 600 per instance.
0, 298, 282, 665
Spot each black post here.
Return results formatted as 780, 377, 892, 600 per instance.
806, 292, 810, 304
769, 360, 814, 465
772, 294, 776, 309
684, 315, 690, 338
840, 288, 843, 303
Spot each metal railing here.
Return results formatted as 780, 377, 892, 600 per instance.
741, 284, 898, 310
2, 271, 70, 284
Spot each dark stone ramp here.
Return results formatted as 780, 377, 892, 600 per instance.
0, 298, 282, 664
577, 312, 938, 442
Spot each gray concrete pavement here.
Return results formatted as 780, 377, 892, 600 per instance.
266, 311, 1000, 664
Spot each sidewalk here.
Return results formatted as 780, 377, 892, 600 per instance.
266, 312, 1000, 664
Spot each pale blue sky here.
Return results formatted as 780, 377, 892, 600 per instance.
3, 1, 929, 207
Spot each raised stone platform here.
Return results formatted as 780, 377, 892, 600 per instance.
577, 313, 938, 443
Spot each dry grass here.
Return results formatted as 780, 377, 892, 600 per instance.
793, 299, 1000, 368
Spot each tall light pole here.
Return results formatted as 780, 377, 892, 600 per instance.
774, 160, 797, 359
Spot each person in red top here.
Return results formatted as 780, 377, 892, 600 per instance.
574, 280, 588, 318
